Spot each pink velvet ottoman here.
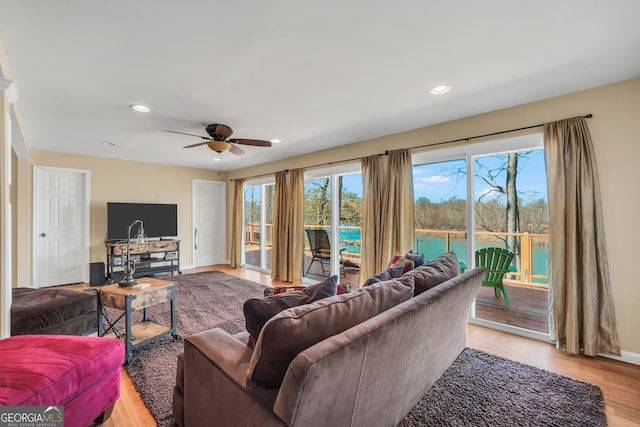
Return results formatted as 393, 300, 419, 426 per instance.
0, 335, 124, 427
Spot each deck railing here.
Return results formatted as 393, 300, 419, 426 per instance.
245, 223, 548, 288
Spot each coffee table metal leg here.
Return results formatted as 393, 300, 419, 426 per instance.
170, 286, 182, 341
125, 299, 133, 365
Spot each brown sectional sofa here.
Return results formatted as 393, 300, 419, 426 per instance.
174, 253, 484, 427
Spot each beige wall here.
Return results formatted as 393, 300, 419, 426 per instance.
27, 151, 223, 277
228, 77, 640, 355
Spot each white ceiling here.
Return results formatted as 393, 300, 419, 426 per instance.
1, 1, 639, 171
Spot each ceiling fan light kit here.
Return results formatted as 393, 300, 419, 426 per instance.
207, 140, 231, 153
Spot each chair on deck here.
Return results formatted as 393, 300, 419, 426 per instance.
475, 247, 516, 308
305, 228, 347, 277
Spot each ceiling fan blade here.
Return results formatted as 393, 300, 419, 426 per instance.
206, 124, 233, 139
183, 141, 209, 148
229, 138, 272, 147
228, 144, 245, 156
163, 129, 210, 140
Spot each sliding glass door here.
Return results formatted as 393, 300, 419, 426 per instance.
412, 134, 549, 336
303, 166, 362, 284
243, 179, 275, 272
472, 149, 549, 333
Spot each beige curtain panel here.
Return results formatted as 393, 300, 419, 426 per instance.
360, 155, 390, 286
271, 169, 304, 282
387, 149, 415, 256
544, 116, 621, 356
230, 178, 244, 268
359, 149, 414, 286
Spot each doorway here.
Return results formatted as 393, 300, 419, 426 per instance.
33, 166, 90, 287
192, 180, 226, 267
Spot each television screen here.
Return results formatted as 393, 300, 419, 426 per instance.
107, 202, 178, 241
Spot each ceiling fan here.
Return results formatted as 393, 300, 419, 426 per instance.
163, 124, 272, 156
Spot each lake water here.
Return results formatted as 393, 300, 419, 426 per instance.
339, 229, 548, 284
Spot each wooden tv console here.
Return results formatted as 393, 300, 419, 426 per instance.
105, 239, 181, 284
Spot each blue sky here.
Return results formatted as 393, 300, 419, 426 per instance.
412, 149, 548, 203
341, 149, 548, 204
248, 149, 548, 205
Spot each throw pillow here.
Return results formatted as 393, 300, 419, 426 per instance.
405, 250, 425, 268
404, 251, 459, 296
387, 266, 405, 278
243, 275, 338, 347
363, 269, 392, 287
389, 256, 414, 274
247, 275, 415, 388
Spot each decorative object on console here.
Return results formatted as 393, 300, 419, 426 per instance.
119, 219, 147, 287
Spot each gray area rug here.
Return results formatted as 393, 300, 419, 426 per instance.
121, 271, 606, 427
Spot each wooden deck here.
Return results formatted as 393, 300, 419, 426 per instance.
475, 283, 548, 333
245, 247, 548, 333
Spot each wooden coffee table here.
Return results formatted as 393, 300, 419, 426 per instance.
97, 277, 180, 364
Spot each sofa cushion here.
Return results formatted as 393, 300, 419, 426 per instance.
248, 275, 415, 388
244, 275, 338, 347
404, 251, 459, 296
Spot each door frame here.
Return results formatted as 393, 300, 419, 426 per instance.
32, 166, 91, 287
191, 179, 226, 268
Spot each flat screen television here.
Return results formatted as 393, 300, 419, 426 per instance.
107, 202, 178, 241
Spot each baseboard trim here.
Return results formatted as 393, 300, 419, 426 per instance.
599, 350, 640, 366
468, 317, 553, 343
468, 318, 640, 366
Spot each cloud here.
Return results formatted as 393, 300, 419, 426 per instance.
477, 187, 499, 200
416, 175, 451, 184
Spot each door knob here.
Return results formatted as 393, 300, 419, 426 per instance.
39, 232, 47, 237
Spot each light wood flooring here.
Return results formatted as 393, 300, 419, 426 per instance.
67, 265, 639, 427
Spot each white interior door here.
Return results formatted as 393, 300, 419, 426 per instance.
193, 180, 226, 267
33, 166, 89, 287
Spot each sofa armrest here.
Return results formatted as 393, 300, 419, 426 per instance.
182, 328, 285, 427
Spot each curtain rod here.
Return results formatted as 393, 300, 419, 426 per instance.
409, 113, 593, 152
231, 113, 593, 182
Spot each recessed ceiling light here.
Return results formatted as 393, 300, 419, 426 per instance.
430, 85, 451, 95
101, 141, 115, 146
270, 139, 282, 144
130, 104, 151, 113
212, 158, 221, 162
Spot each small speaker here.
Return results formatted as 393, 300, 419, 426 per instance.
90, 262, 105, 286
